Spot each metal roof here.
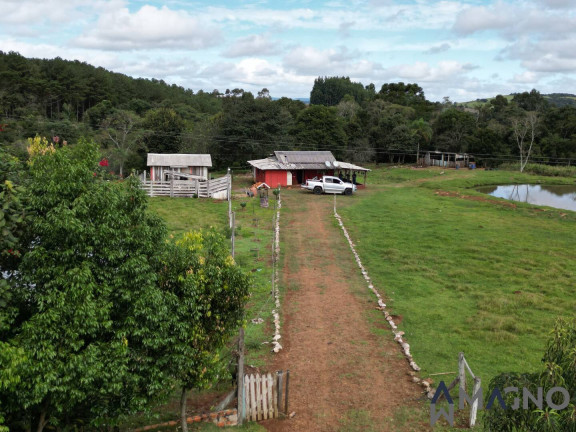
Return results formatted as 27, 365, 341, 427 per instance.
333, 161, 371, 172
248, 151, 338, 171
247, 152, 370, 172
147, 153, 212, 168
274, 151, 336, 164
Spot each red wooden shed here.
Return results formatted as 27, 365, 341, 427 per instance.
247, 151, 370, 188
248, 151, 336, 187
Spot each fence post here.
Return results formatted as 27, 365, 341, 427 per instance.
276, 371, 283, 415
170, 175, 174, 198
231, 212, 236, 258
237, 328, 245, 425
284, 369, 290, 415
458, 352, 467, 403
470, 376, 481, 427
227, 168, 232, 226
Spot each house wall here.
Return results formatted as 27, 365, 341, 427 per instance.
255, 168, 267, 184
150, 166, 208, 181
264, 170, 289, 188
254, 169, 335, 187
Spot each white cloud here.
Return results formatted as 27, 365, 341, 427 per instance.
452, 2, 515, 35
424, 43, 451, 55
537, 0, 574, 9
201, 2, 466, 32
386, 60, 475, 83
0, 0, 87, 25
511, 71, 540, 84
72, 5, 223, 51
222, 34, 280, 58
282, 46, 380, 77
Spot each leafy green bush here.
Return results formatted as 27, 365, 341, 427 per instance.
484, 318, 576, 431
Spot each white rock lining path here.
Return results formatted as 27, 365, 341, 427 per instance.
334, 210, 435, 395
271, 195, 282, 353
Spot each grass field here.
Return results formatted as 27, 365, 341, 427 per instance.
143, 166, 576, 430
339, 167, 576, 385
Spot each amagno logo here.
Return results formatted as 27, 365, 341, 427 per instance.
430, 380, 571, 426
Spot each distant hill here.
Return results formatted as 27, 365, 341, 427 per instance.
272, 97, 310, 104
460, 93, 576, 108
544, 93, 576, 107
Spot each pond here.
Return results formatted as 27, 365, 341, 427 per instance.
476, 184, 576, 212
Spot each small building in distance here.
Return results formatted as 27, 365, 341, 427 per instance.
147, 153, 212, 181
248, 151, 370, 187
420, 151, 474, 169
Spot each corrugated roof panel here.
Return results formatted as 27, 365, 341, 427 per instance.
274, 151, 336, 164
147, 153, 212, 167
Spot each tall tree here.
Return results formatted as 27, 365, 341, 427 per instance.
142, 107, 185, 153
433, 108, 476, 152
512, 89, 549, 112
310, 76, 371, 106
1, 138, 175, 431
158, 231, 250, 432
512, 111, 539, 172
378, 82, 426, 106
410, 118, 433, 163
293, 105, 347, 158
101, 109, 142, 176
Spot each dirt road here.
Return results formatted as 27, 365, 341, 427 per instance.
261, 191, 424, 432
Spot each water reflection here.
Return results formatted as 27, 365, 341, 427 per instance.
476, 184, 576, 212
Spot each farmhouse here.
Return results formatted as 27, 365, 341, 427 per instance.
147, 153, 212, 181
248, 151, 370, 187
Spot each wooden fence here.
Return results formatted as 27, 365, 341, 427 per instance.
459, 352, 481, 427
243, 370, 289, 422
440, 352, 481, 427
140, 174, 230, 198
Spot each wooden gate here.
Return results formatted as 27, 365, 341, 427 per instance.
243, 370, 289, 422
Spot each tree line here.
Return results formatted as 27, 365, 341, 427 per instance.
2, 51, 576, 174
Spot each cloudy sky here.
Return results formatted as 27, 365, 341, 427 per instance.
1, 0, 575, 102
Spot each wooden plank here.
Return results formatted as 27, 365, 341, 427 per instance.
284, 370, 290, 415
237, 328, 245, 425
459, 352, 467, 404
261, 373, 268, 420
244, 375, 251, 421
276, 371, 283, 415
463, 357, 476, 379
470, 377, 481, 427
249, 375, 257, 421
256, 374, 262, 421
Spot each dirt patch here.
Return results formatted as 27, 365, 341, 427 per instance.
261, 192, 423, 432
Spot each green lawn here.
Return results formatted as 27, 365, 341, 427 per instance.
144, 167, 576, 430
339, 167, 576, 384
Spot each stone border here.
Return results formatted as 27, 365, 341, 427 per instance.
334, 211, 421, 373
271, 195, 282, 353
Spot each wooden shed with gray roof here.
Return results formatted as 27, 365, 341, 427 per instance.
147, 153, 212, 181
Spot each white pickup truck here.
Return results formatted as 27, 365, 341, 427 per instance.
301, 176, 357, 195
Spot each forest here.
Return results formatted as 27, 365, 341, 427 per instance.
1, 50, 576, 172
